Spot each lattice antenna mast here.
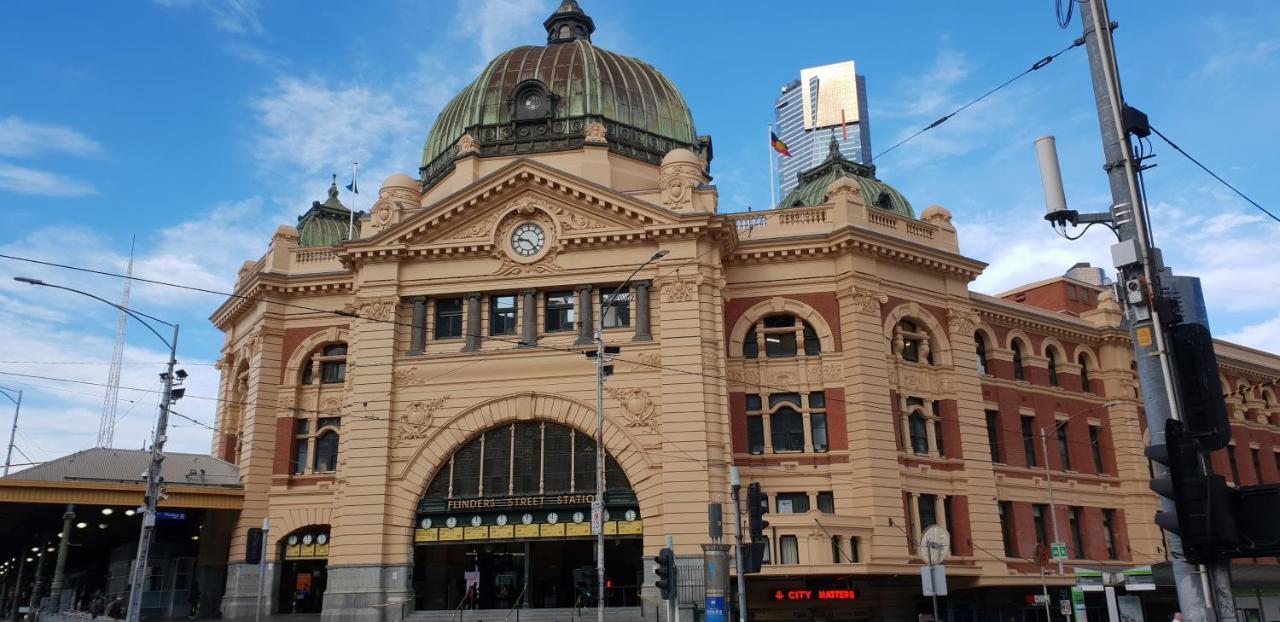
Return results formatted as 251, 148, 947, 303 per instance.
98, 236, 135, 447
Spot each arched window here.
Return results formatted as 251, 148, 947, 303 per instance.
301, 343, 347, 385
1011, 340, 1026, 381
975, 333, 989, 375
745, 392, 828, 454
903, 398, 945, 457
313, 430, 339, 473
893, 320, 933, 365
1047, 349, 1060, 387
742, 315, 821, 359
1078, 354, 1092, 392
909, 412, 929, 455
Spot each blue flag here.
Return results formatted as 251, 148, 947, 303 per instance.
345, 178, 358, 194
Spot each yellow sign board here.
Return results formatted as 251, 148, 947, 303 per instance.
514, 524, 540, 538
541, 523, 566, 537
414, 528, 438, 543
565, 522, 591, 536
464, 526, 489, 540
489, 525, 515, 539
1136, 326, 1153, 347
617, 520, 642, 535
438, 527, 464, 541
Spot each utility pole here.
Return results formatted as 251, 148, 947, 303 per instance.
1, 387, 21, 476
729, 467, 747, 622
1041, 0, 1232, 619
1039, 429, 1065, 577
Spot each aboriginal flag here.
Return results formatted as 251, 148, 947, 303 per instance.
770, 131, 791, 157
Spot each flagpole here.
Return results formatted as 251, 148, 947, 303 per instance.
347, 161, 358, 239
767, 123, 777, 210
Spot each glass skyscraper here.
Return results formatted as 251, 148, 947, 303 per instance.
773, 61, 872, 200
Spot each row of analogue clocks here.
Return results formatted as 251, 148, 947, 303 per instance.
420, 509, 638, 530
286, 533, 329, 546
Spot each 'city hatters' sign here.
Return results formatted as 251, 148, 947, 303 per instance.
445, 493, 597, 511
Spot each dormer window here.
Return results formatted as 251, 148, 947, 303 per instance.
511, 80, 554, 121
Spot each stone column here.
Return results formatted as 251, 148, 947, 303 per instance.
463, 292, 482, 352
519, 288, 537, 347
48, 505, 74, 611
408, 296, 427, 355
632, 280, 652, 341
575, 284, 594, 346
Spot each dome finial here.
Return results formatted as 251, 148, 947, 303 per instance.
544, 0, 595, 44
827, 131, 841, 160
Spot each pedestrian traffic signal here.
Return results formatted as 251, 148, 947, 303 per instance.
746, 483, 769, 542
654, 547, 675, 600
1146, 419, 1238, 563
573, 566, 595, 601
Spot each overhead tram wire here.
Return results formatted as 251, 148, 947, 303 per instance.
1148, 125, 1278, 224
869, 36, 1087, 165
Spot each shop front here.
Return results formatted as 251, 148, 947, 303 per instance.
412, 420, 645, 612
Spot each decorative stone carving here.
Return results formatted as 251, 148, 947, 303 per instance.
850, 285, 888, 315
351, 297, 397, 322
658, 151, 702, 212
726, 366, 761, 386
456, 132, 479, 155
605, 387, 659, 432
277, 394, 297, 413
397, 396, 450, 441
321, 397, 342, 414
368, 199, 397, 233
821, 363, 843, 382
242, 329, 262, 359
583, 122, 608, 144
633, 352, 662, 372
394, 366, 422, 386
450, 212, 501, 240
660, 274, 704, 303
492, 196, 565, 275
947, 309, 980, 336
554, 206, 607, 231
773, 372, 796, 387
900, 370, 922, 391
934, 375, 955, 394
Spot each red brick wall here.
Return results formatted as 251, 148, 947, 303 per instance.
1001, 281, 1101, 316
723, 293, 842, 353
221, 433, 238, 463
938, 399, 963, 459
949, 496, 974, 556
272, 417, 294, 475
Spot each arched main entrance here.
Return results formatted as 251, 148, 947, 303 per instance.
413, 420, 643, 611
278, 525, 329, 614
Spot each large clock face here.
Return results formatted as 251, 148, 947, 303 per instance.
510, 223, 546, 257
522, 93, 542, 111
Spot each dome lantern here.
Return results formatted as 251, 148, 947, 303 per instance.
544, 0, 595, 44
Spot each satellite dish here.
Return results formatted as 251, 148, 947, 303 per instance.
920, 525, 951, 566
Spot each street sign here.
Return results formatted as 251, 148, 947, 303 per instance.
1033, 593, 1050, 604
1051, 543, 1068, 561
921, 565, 947, 596
920, 525, 951, 565
1060, 600, 1071, 615
590, 500, 603, 535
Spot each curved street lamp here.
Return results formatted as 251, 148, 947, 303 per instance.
0, 386, 20, 477
14, 277, 183, 622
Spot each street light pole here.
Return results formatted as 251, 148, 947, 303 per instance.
13, 278, 183, 622
592, 250, 668, 622
1039, 401, 1122, 576
0, 387, 21, 477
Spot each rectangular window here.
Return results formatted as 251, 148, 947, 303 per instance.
779, 535, 800, 565
909, 414, 930, 455
810, 392, 828, 452
1252, 448, 1263, 484
1057, 424, 1072, 471
1102, 509, 1118, 559
849, 536, 860, 563
985, 410, 1001, 463
762, 315, 798, 358
746, 416, 764, 454
770, 407, 805, 453
1032, 504, 1049, 545
544, 291, 576, 332
918, 494, 938, 529
1228, 445, 1242, 485
434, 297, 464, 339
1089, 426, 1105, 473
489, 295, 518, 335
295, 419, 310, 435
1022, 417, 1038, 468
1068, 507, 1084, 559
998, 501, 1016, 557
776, 493, 810, 514
601, 290, 631, 328
831, 536, 843, 563
817, 491, 835, 514
760, 535, 771, 565
293, 438, 309, 475
943, 496, 956, 554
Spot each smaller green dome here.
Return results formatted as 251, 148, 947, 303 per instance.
778, 137, 914, 218
297, 179, 361, 248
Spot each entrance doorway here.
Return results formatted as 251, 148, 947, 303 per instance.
413, 537, 643, 610
278, 526, 330, 614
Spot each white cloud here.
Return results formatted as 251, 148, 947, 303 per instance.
0, 162, 97, 197
0, 117, 103, 158
459, 0, 549, 60
1200, 39, 1280, 77
154, 0, 263, 35
1221, 315, 1280, 352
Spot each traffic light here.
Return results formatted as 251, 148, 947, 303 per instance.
573, 566, 595, 602
654, 547, 675, 600
1146, 419, 1238, 563
746, 483, 769, 542
1165, 320, 1232, 450
744, 541, 768, 574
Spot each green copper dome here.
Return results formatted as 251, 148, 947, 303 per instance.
297, 179, 360, 248
420, 2, 701, 185
778, 137, 914, 218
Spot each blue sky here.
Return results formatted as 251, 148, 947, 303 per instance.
1, 0, 1277, 463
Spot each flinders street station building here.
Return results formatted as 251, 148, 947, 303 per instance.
209, 3, 1280, 621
